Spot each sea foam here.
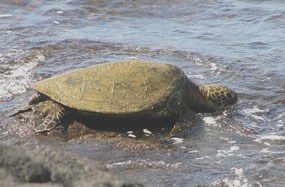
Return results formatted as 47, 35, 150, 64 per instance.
0, 50, 45, 101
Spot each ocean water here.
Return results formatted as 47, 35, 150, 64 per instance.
0, 0, 284, 186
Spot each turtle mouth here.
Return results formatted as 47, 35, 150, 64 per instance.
227, 91, 238, 105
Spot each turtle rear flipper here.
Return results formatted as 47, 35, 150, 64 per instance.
7, 103, 32, 117
32, 100, 68, 133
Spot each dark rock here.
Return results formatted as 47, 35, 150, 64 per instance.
0, 144, 144, 187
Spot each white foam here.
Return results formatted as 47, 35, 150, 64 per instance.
53, 20, 60, 24
192, 57, 203, 64
188, 150, 200, 154
260, 148, 271, 153
241, 106, 269, 127
194, 156, 211, 160
192, 74, 205, 80
256, 135, 285, 141
0, 14, 12, 18
171, 137, 184, 144
202, 116, 221, 126
0, 50, 45, 101
242, 106, 268, 115
127, 134, 136, 138
143, 129, 152, 135
212, 168, 249, 187
216, 145, 240, 158
210, 62, 218, 71
220, 137, 237, 144
106, 159, 181, 169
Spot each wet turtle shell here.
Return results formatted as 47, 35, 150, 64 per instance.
32, 61, 189, 118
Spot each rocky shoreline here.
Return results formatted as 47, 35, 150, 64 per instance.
0, 144, 144, 187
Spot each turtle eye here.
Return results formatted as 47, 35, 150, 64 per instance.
225, 92, 231, 98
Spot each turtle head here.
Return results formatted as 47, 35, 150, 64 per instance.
195, 84, 238, 112
28, 92, 47, 105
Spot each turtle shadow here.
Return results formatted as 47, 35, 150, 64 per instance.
30, 112, 178, 141
49, 114, 178, 142
70, 114, 177, 134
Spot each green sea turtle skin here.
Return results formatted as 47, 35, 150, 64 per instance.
12, 61, 238, 133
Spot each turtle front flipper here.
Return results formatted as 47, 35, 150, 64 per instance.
32, 100, 68, 133
170, 107, 196, 137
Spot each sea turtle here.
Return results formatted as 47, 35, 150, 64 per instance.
10, 61, 237, 133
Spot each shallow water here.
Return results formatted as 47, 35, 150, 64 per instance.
0, 0, 284, 186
